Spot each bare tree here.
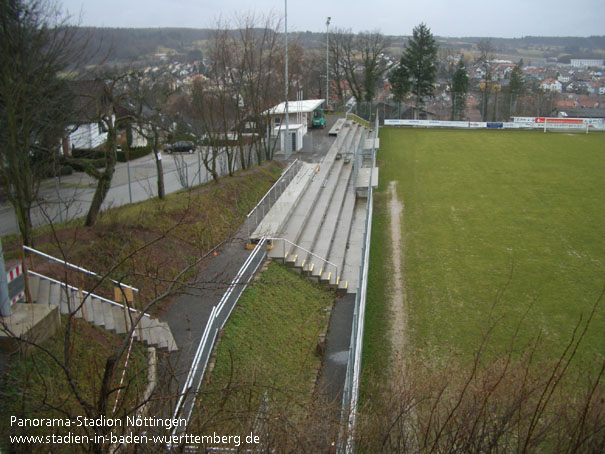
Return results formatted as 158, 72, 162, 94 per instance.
78, 74, 132, 226
337, 29, 389, 116
190, 14, 283, 179
126, 73, 174, 199
477, 39, 494, 122
0, 0, 83, 245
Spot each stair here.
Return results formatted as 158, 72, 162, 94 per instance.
26, 272, 177, 351
263, 118, 373, 296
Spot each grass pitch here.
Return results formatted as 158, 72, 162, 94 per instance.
366, 129, 605, 373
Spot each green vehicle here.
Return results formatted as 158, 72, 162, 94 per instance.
311, 108, 326, 129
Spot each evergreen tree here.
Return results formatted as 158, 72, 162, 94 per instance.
388, 64, 410, 118
450, 59, 469, 120
508, 64, 525, 117
391, 23, 438, 117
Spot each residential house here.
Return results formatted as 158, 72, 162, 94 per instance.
63, 81, 113, 154
540, 79, 562, 93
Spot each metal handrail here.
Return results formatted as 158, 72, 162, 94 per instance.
27, 270, 150, 317
24, 245, 139, 293
245, 159, 303, 239
268, 237, 338, 279
246, 159, 300, 218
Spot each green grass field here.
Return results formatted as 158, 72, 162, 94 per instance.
191, 263, 335, 434
366, 129, 605, 373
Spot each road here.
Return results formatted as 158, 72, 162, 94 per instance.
0, 150, 242, 236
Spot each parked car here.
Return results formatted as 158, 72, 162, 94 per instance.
167, 141, 195, 154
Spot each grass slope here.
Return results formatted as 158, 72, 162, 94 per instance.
368, 129, 605, 372
0, 317, 148, 449
192, 262, 334, 433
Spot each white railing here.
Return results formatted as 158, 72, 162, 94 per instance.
24, 245, 139, 293
171, 238, 268, 437
27, 270, 149, 317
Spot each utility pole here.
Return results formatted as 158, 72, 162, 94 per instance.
326, 17, 331, 109
284, 0, 290, 157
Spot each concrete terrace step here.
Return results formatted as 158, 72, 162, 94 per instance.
323, 174, 357, 288
268, 127, 346, 261
281, 123, 360, 265
342, 122, 362, 155
340, 199, 367, 293
251, 162, 315, 241
329, 118, 346, 136
364, 137, 380, 151
308, 161, 354, 283
291, 158, 346, 269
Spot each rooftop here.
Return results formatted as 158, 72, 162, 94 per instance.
264, 99, 324, 116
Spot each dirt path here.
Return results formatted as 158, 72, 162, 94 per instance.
388, 181, 407, 378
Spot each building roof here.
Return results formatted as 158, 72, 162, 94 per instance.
264, 99, 324, 116
560, 108, 605, 118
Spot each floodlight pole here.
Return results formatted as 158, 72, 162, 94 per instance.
284, 0, 290, 156
326, 17, 331, 109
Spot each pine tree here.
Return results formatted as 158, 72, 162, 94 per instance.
450, 59, 469, 120
508, 64, 525, 117
391, 23, 438, 118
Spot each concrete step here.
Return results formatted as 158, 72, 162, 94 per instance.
58, 287, 69, 314
308, 161, 354, 281
157, 321, 178, 351
23, 272, 178, 351
140, 317, 159, 347
326, 178, 358, 287
91, 297, 106, 327
28, 275, 40, 302
341, 199, 368, 294
37, 279, 50, 304
268, 134, 343, 261
102, 301, 116, 332
292, 158, 346, 267
82, 294, 94, 323
48, 283, 61, 306
71, 290, 83, 318
112, 305, 127, 334
329, 118, 346, 136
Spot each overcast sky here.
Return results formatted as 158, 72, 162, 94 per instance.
61, 0, 604, 38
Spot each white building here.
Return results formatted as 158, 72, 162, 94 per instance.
540, 79, 563, 93
264, 99, 324, 157
570, 59, 605, 69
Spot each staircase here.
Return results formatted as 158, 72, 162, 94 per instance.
27, 271, 177, 351
262, 118, 378, 294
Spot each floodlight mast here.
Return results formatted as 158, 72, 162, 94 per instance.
284, 0, 290, 156
326, 17, 331, 109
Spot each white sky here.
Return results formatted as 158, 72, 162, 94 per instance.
61, 0, 604, 38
